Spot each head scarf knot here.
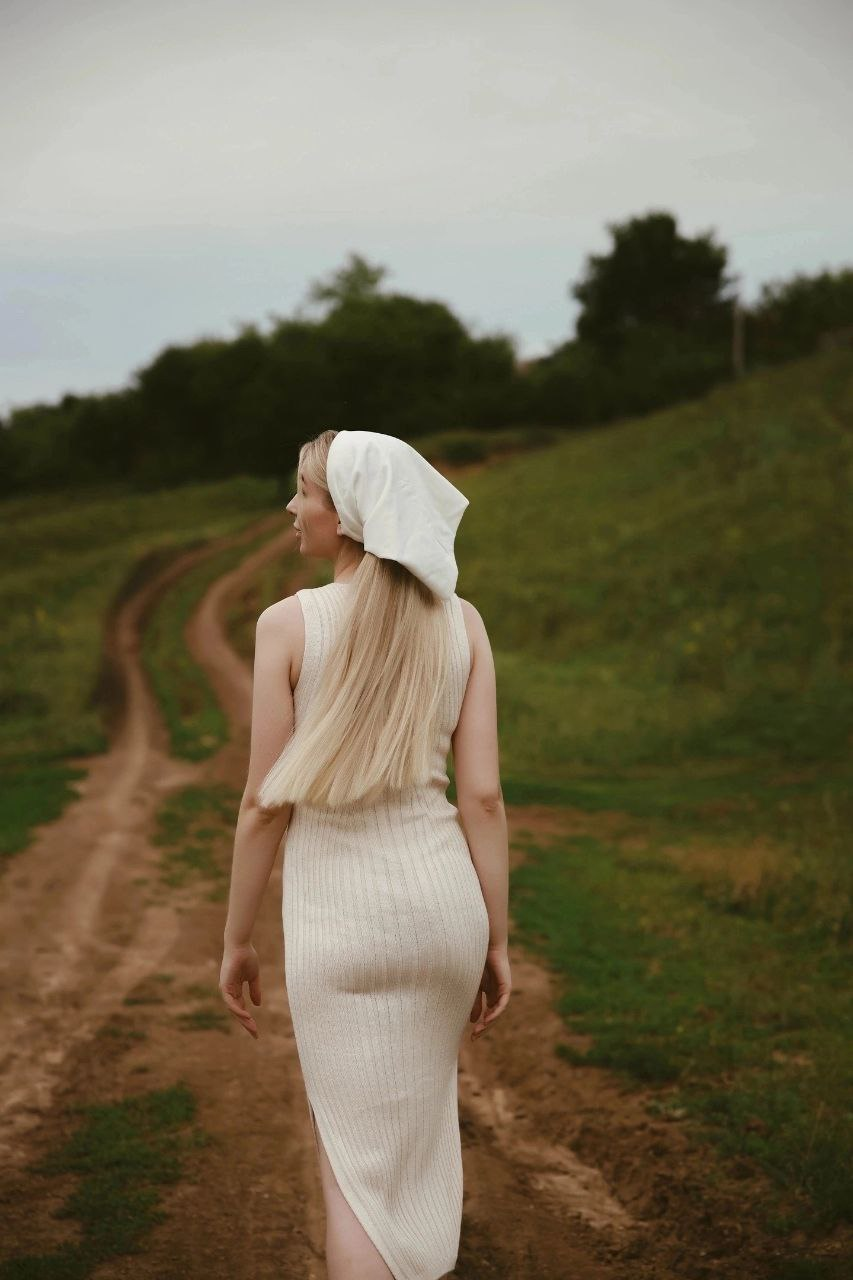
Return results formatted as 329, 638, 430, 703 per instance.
326, 430, 469, 599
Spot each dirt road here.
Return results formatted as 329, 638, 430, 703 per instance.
0, 519, 790, 1279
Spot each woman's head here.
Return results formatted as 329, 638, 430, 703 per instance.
285, 429, 364, 575
288, 428, 468, 598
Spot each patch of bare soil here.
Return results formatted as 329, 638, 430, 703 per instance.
0, 519, 838, 1279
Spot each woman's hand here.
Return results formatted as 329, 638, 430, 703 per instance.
470, 943, 512, 1040
219, 942, 262, 1039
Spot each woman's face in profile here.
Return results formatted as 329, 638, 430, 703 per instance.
286, 469, 342, 557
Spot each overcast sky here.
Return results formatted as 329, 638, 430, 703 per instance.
1, 0, 851, 415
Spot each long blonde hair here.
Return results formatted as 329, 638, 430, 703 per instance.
257, 430, 452, 810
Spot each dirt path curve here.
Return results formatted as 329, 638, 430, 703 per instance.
0, 514, 328, 1278
1, 517, 777, 1280
0, 513, 280, 1162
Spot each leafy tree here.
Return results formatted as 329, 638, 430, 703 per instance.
316, 293, 471, 436
234, 318, 340, 469
305, 251, 389, 311
748, 266, 853, 364
8, 238, 850, 497
458, 332, 522, 428
572, 210, 736, 352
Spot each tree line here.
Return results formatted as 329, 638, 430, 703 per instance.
2, 209, 851, 495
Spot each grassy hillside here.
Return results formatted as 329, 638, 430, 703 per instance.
2, 348, 851, 1242
3, 348, 850, 874
458, 346, 852, 777
451, 347, 853, 1237
452, 349, 852, 948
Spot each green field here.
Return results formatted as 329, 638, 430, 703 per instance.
0, 478, 274, 859
2, 347, 851, 1242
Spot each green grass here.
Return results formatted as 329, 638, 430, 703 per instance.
174, 978, 231, 1033
511, 830, 852, 1231
0, 476, 277, 862
140, 529, 297, 760
175, 1007, 231, 1033
767, 1260, 852, 1280
0, 1084, 206, 1278
457, 347, 852, 777
151, 784, 243, 900
5, 346, 852, 1247
451, 348, 853, 942
223, 541, 298, 663
94, 1016, 147, 1046
502, 764, 852, 937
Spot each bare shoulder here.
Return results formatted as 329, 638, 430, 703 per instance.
456, 596, 489, 662
256, 596, 305, 687
257, 594, 303, 636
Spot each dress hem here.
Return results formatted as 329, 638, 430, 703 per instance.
306, 1092, 455, 1280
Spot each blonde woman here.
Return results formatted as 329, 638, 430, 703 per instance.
220, 429, 511, 1280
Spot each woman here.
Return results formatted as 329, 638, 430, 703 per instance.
220, 429, 511, 1280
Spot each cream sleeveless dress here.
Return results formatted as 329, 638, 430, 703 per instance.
282, 580, 490, 1280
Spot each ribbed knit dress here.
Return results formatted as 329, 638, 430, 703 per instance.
282, 580, 490, 1280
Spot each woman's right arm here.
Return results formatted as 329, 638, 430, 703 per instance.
451, 600, 509, 950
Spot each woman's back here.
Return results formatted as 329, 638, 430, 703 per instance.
291, 579, 473, 813
282, 579, 490, 1280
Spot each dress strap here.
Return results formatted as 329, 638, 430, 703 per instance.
448, 592, 472, 691
294, 588, 323, 707
294, 585, 352, 709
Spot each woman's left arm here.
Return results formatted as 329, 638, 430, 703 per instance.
220, 598, 300, 1038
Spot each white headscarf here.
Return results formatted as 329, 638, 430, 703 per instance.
326, 430, 469, 599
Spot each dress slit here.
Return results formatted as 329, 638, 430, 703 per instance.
307, 1094, 403, 1280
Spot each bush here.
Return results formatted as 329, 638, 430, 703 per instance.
421, 431, 490, 464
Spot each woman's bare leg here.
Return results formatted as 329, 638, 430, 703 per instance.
314, 1122, 394, 1280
